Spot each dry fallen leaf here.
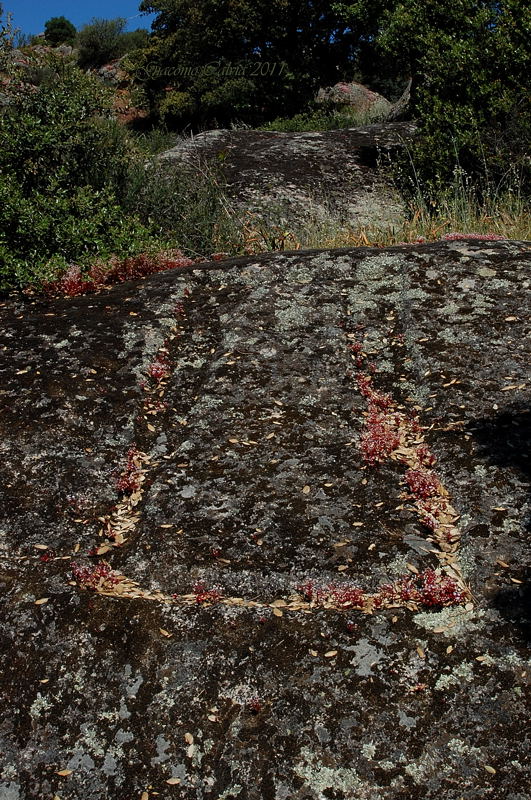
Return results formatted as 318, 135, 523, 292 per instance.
416, 646, 426, 659
141, 792, 149, 800
166, 777, 181, 785
34, 598, 49, 605
324, 650, 338, 658
272, 608, 283, 617
407, 563, 419, 575
302, 485, 311, 494
484, 765, 497, 775
55, 769, 73, 777
184, 732, 194, 744
309, 649, 318, 657
159, 629, 173, 638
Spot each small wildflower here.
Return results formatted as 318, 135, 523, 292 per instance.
405, 469, 440, 499
193, 582, 223, 604
71, 561, 120, 591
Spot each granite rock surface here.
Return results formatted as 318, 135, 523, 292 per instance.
159, 124, 415, 233
0, 240, 530, 800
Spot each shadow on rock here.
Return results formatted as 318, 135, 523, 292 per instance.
468, 404, 530, 641
490, 576, 531, 643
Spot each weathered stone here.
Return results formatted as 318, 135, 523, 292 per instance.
159, 123, 416, 233
0, 240, 530, 799
98, 58, 130, 88
316, 81, 393, 121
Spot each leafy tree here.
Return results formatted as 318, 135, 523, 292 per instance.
44, 16, 76, 46
333, 0, 530, 195
77, 17, 128, 68
134, 0, 364, 127
120, 28, 149, 53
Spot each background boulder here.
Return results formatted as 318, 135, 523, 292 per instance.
316, 81, 393, 120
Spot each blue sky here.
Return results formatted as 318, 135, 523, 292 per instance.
4, 1, 156, 36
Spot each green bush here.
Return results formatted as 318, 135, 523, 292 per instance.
123, 155, 242, 257
0, 56, 153, 290
260, 107, 373, 132
44, 16, 76, 47
77, 17, 127, 69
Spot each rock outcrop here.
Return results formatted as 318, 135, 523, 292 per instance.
316, 81, 393, 121
160, 123, 416, 234
0, 239, 529, 799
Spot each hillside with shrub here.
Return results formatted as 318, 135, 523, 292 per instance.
0, 1, 529, 294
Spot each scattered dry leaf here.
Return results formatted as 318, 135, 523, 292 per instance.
324, 650, 338, 658
34, 598, 49, 605
55, 769, 73, 777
